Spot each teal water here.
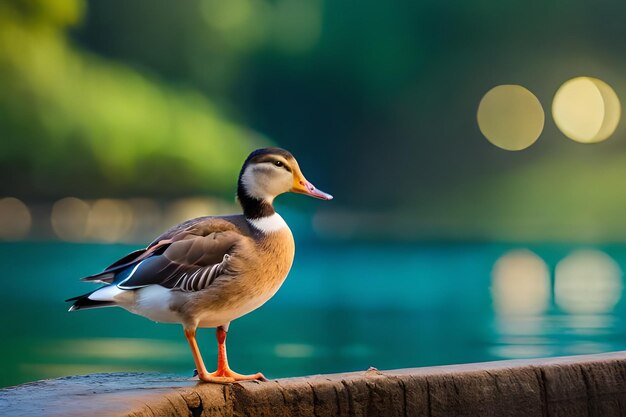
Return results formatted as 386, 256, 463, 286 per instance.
1, 241, 625, 388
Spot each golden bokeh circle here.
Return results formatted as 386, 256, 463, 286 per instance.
552, 77, 621, 143
491, 249, 550, 316
0, 197, 31, 239
477, 85, 545, 151
51, 197, 90, 241
555, 249, 622, 314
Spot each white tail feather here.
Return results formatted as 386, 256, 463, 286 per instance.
88, 285, 125, 301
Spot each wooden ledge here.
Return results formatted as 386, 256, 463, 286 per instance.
1, 352, 625, 417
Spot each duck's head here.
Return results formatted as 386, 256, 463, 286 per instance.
237, 147, 332, 217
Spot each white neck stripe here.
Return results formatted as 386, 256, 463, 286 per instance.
248, 213, 288, 233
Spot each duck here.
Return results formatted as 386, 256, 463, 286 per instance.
66, 147, 333, 383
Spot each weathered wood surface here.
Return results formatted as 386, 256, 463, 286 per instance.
1, 352, 625, 417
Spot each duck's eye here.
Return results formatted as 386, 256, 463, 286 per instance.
273, 161, 284, 168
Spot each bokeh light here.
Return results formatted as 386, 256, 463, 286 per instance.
274, 343, 317, 359
477, 85, 545, 151
555, 249, 622, 314
0, 197, 32, 240
47, 338, 187, 361
491, 249, 551, 315
552, 77, 621, 143
164, 197, 227, 227
86, 199, 134, 242
51, 197, 91, 241
127, 198, 161, 241
50, 196, 239, 243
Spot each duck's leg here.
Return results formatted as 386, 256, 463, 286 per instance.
183, 328, 212, 381
208, 326, 267, 382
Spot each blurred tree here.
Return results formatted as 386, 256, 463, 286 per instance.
0, 0, 265, 199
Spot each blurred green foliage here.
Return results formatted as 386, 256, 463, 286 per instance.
0, 0, 263, 199
4, 0, 626, 240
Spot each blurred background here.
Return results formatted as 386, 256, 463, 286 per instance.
2, 0, 626, 387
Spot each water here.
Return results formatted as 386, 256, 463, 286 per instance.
1, 241, 625, 388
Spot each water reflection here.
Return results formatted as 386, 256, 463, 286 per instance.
19, 363, 156, 380
44, 338, 188, 361
1, 242, 625, 387
490, 248, 624, 360
274, 343, 318, 358
555, 249, 622, 314
17, 338, 190, 382
491, 249, 550, 315
490, 343, 553, 359
562, 314, 615, 335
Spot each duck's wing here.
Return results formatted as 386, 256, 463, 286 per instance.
80, 247, 162, 284
115, 230, 243, 292
80, 216, 249, 291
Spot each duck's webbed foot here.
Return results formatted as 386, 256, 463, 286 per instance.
198, 368, 267, 383
186, 326, 268, 384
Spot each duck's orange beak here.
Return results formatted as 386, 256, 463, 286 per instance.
292, 169, 333, 200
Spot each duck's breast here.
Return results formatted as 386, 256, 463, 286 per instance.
192, 227, 295, 327
255, 227, 296, 294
